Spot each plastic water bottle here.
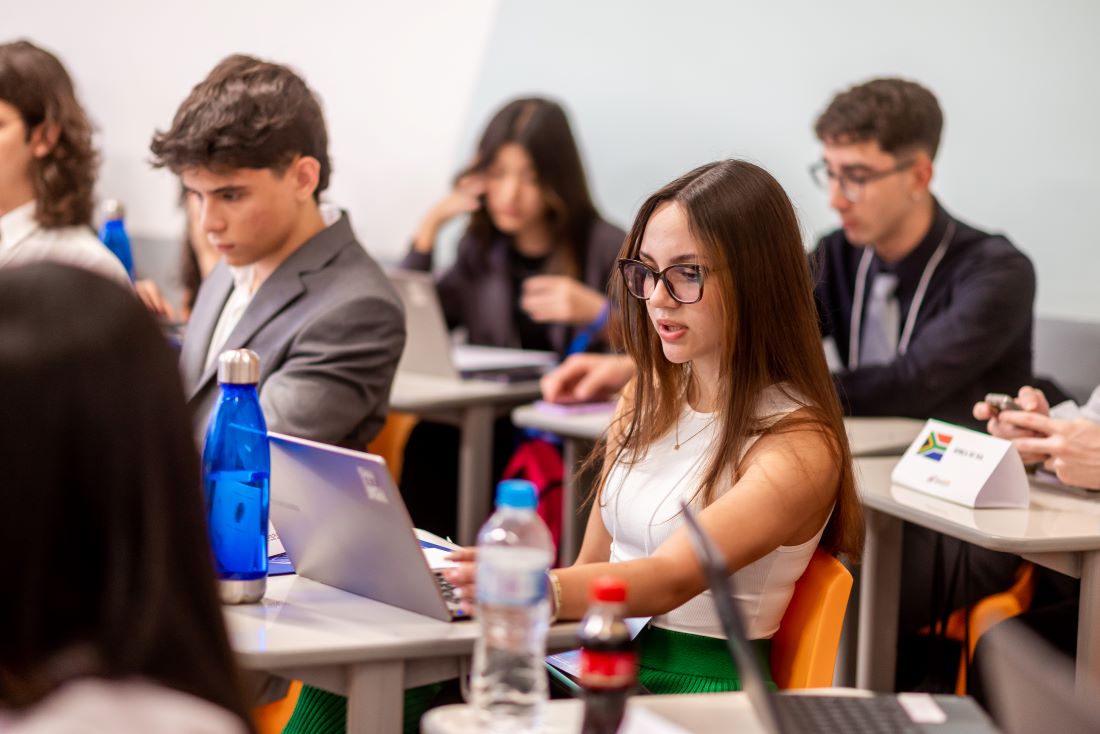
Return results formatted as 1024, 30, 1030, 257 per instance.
471, 479, 555, 731
202, 348, 269, 604
98, 199, 135, 280
578, 577, 637, 734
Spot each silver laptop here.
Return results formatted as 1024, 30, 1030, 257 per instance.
268, 431, 467, 621
388, 269, 557, 381
679, 501, 997, 733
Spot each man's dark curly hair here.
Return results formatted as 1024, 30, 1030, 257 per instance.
0, 40, 98, 229
815, 78, 943, 159
150, 54, 330, 199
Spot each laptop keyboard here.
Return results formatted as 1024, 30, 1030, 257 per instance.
433, 570, 462, 609
776, 694, 922, 733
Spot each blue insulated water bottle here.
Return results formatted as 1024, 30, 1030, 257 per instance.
98, 199, 135, 280
202, 348, 270, 604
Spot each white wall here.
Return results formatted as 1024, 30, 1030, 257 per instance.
10, 0, 1100, 320
10, 0, 500, 262
461, 0, 1100, 321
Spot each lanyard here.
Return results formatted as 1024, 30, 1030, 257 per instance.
848, 221, 956, 368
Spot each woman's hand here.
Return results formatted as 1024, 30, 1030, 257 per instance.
443, 546, 478, 615
998, 413, 1100, 489
521, 275, 606, 325
134, 279, 177, 321
541, 353, 634, 404
973, 386, 1051, 463
413, 174, 486, 254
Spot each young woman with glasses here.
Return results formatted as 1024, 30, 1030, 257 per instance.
448, 159, 863, 693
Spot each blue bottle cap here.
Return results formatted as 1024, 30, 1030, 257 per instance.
496, 479, 538, 510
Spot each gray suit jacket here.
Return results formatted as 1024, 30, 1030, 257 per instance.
181, 213, 405, 449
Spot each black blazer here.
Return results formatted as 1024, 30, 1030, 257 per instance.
401, 217, 625, 355
811, 201, 1035, 427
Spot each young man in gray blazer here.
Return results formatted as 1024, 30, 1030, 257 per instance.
150, 54, 405, 449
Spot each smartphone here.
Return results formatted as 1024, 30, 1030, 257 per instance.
984, 392, 1022, 416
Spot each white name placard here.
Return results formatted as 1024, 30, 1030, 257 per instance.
890, 419, 1029, 508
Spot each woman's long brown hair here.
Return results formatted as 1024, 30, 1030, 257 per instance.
598, 160, 862, 561
461, 97, 599, 278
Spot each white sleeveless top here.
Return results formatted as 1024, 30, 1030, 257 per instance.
601, 385, 827, 640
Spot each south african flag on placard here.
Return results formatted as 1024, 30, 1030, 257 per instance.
917, 432, 953, 461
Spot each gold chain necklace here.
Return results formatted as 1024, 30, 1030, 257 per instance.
674, 413, 715, 450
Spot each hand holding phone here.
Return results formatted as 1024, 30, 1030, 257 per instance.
984, 392, 1022, 416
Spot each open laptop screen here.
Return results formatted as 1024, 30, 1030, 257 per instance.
679, 501, 786, 734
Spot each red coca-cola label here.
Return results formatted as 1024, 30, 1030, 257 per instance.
579, 649, 637, 689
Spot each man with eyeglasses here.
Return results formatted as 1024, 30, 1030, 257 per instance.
810, 77, 1036, 691
810, 77, 1034, 426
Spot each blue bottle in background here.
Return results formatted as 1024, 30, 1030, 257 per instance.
99, 199, 135, 281
202, 348, 270, 604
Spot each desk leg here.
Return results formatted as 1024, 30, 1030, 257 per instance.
834, 560, 860, 687
1077, 550, 1100, 693
856, 508, 902, 692
346, 660, 404, 734
457, 405, 494, 546
560, 438, 579, 566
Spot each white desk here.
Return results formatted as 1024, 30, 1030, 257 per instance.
510, 404, 926, 563
854, 456, 1100, 693
389, 373, 543, 544
422, 689, 993, 733
511, 406, 925, 457
422, 692, 768, 733
226, 574, 578, 734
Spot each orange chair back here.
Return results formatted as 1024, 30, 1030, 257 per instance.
953, 560, 1036, 694
770, 548, 853, 689
252, 679, 302, 734
366, 411, 419, 483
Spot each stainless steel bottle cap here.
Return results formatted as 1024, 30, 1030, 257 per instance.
102, 199, 125, 220
217, 348, 260, 384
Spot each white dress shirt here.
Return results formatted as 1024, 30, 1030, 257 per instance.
0, 200, 129, 286
204, 265, 257, 371
201, 203, 343, 371
1052, 385, 1100, 425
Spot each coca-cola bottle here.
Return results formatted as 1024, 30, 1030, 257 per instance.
578, 576, 637, 734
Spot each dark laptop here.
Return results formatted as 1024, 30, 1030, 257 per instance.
981, 617, 1100, 733
678, 501, 997, 733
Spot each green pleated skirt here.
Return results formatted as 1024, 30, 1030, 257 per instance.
636, 625, 775, 694
281, 682, 440, 734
